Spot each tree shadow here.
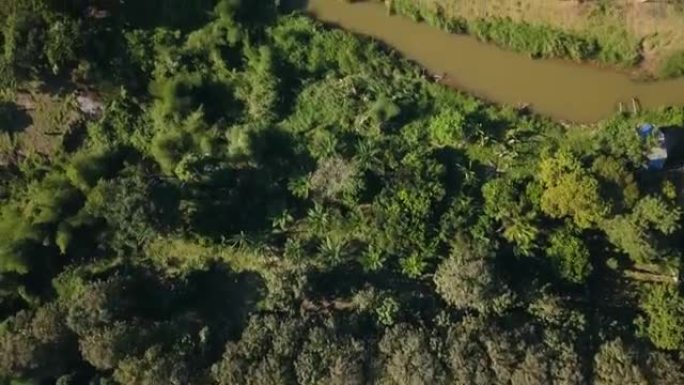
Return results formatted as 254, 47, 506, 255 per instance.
661, 125, 684, 167
181, 126, 313, 239
0, 101, 32, 134
304, 262, 442, 322
182, 263, 266, 330
99, 263, 265, 346
280, 0, 310, 12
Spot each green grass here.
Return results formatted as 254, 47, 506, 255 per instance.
660, 50, 684, 78
386, 0, 642, 68
468, 18, 599, 61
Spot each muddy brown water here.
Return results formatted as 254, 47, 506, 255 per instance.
305, 0, 684, 123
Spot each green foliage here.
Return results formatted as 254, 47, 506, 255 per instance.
427, 109, 466, 147
294, 328, 366, 385
604, 196, 680, 264
638, 284, 684, 350
65, 148, 119, 191
593, 339, 647, 385
644, 352, 684, 385
0, 304, 77, 381
237, 44, 280, 122
545, 227, 592, 283
113, 346, 195, 385
660, 50, 684, 78
377, 324, 445, 385
0, 173, 84, 273
44, 17, 81, 75
538, 150, 608, 228
388, 0, 641, 68
440, 319, 585, 385
376, 296, 400, 326
79, 323, 143, 370
149, 110, 219, 175
434, 238, 512, 312
591, 155, 639, 210
0, 2, 681, 383
469, 18, 598, 61
631, 196, 681, 235
604, 216, 656, 264
0, 0, 81, 78
0, 204, 41, 274
593, 117, 646, 165
482, 177, 539, 254
212, 315, 301, 385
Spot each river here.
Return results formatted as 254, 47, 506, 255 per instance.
304, 0, 684, 122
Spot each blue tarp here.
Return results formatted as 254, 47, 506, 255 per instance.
648, 157, 667, 170
637, 123, 668, 170
638, 123, 655, 138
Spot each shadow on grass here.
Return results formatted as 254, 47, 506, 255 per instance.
0, 101, 32, 134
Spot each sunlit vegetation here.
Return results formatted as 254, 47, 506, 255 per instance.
0, 0, 683, 384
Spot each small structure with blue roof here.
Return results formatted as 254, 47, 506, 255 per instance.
637, 123, 668, 170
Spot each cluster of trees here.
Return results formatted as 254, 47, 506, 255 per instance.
1, 0, 683, 384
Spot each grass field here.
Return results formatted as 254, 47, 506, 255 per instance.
384, 0, 684, 78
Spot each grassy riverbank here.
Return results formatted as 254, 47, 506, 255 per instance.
382, 0, 684, 78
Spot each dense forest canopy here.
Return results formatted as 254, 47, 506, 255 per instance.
0, 0, 684, 384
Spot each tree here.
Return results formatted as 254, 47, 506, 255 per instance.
591, 155, 639, 210
603, 215, 657, 264
0, 204, 41, 274
79, 322, 145, 370
433, 238, 511, 312
56, 273, 127, 335
427, 109, 465, 148
482, 177, 539, 254
603, 196, 680, 264
308, 156, 359, 202
83, 170, 178, 255
376, 324, 446, 385
65, 148, 119, 192
0, 304, 77, 380
631, 196, 680, 235
442, 322, 497, 385
295, 327, 366, 385
113, 345, 196, 385
545, 227, 592, 283
237, 44, 280, 122
0, 173, 83, 274
644, 351, 684, 385
593, 339, 647, 385
538, 151, 608, 229
212, 315, 302, 385
442, 319, 585, 385
0, 0, 81, 77
637, 284, 684, 350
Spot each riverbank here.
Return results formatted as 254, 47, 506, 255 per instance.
381, 0, 684, 79
306, 0, 684, 122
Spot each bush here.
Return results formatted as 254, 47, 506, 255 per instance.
638, 284, 684, 350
